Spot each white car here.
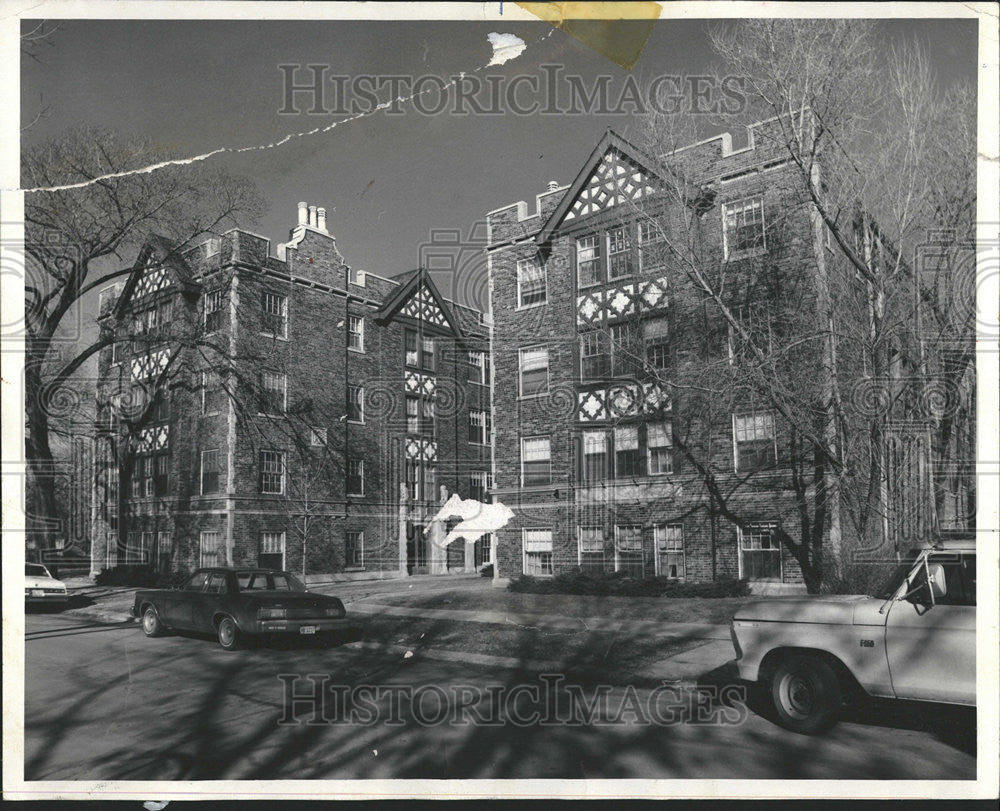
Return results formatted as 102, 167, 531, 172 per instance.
730, 538, 976, 733
25, 562, 69, 608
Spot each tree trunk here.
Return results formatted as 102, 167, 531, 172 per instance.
24, 358, 59, 551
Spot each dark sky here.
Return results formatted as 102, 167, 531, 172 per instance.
21, 17, 978, 305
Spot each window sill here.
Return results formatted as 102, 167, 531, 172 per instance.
346, 492, 365, 498
348, 347, 366, 354
518, 392, 549, 401
347, 419, 365, 425
516, 300, 548, 311
260, 332, 289, 341
201, 411, 220, 418
343, 566, 365, 572
577, 280, 602, 291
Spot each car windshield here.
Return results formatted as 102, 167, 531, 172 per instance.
235, 571, 306, 592
26, 563, 50, 578
873, 551, 921, 599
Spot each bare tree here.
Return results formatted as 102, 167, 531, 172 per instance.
23, 127, 263, 551
614, 20, 975, 589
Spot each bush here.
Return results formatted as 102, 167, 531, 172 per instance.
480, 563, 494, 578
508, 569, 750, 598
94, 566, 188, 589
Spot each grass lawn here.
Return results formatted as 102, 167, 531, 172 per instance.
353, 614, 713, 678
365, 581, 767, 626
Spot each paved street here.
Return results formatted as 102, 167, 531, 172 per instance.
24, 604, 976, 781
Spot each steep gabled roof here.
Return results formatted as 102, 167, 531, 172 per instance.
536, 129, 708, 244
373, 267, 465, 338
113, 234, 199, 319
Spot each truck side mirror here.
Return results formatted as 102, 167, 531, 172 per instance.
926, 562, 947, 604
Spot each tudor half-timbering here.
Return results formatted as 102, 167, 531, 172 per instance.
91, 204, 491, 578
486, 123, 846, 592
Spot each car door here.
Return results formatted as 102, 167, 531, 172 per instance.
166, 570, 210, 629
190, 573, 229, 632
884, 552, 976, 705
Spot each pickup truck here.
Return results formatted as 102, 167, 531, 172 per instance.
730, 538, 976, 733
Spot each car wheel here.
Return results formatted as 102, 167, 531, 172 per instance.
217, 616, 241, 650
141, 606, 164, 638
770, 654, 841, 734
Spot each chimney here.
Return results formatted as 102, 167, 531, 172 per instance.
317, 207, 327, 233
297, 201, 308, 226
546, 180, 559, 192
308, 205, 318, 228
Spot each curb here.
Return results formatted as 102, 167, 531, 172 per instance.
59, 608, 135, 625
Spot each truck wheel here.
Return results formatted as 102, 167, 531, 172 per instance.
141, 606, 164, 638
217, 616, 241, 651
770, 654, 841, 734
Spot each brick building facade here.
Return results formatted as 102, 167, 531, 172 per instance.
486, 122, 847, 592
91, 204, 492, 579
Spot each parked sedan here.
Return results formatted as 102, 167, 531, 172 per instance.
25, 563, 69, 608
131, 567, 351, 650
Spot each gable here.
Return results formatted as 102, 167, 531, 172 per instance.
399, 283, 449, 329
373, 269, 465, 338
562, 149, 657, 224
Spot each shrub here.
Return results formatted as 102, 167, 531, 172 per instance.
480, 563, 494, 578
508, 569, 750, 598
94, 565, 186, 588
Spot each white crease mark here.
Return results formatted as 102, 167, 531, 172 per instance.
23, 31, 553, 194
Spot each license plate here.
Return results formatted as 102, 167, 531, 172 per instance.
31, 590, 44, 597
300, 626, 317, 635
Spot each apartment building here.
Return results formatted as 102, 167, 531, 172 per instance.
91, 204, 491, 578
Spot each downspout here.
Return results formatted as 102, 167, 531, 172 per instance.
225, 270, 239, 566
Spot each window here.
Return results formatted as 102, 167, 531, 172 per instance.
406, 396, 419, 433
348, 315, 364, 351
578, 526, 607, 572
199, 531, 221, 568
638, 220, 667, 270
523, 529, 553, 576
469, 410, 488, 445
347, 385, 364, 423
259, 449, 284, 494
405, 459, 419, 501
310, 426, 327, 446
202, 371, 224, 416
347, 458, 364, 495
517, 258, 547, 307
201, 449, 220, 494
734, 412, 776, 472
519, 346, 549, 397
580, 332, 609, 379
261, 291, 287, 338
522, 436, 552, 486
345, 531, 364, 568
259, 372, 286, 415
656, 524, 685, 579
723, 196, 766, 259
647, 421, 673, 475
643, 316, 669, 370
615, 525, 644, 576
468, 350, 489, 385
157, 531, 172, 570
422, 465, 437, 503
614, 425, 640, 478
610, 323, 640, 377
582, 430, 608, 483
421, 336, 435, 370
739, 523, 781, 581
608, 226, 634, 280
205, 572, 228, 594
469, 470, 490, 502
260, 532, 285, 569
728, 303, 772, 363
141, 456, 154, 496
152, 299, 172, 338
577, 235, 601, 287
421, 398, 435, 437
154, 453, 169, 495
405, 329, 419, 367
204, 289, 224, 333
151, 386, 169, 423
482, 533, 493, 564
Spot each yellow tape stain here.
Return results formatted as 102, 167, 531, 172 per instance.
516, 2, 662, 70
